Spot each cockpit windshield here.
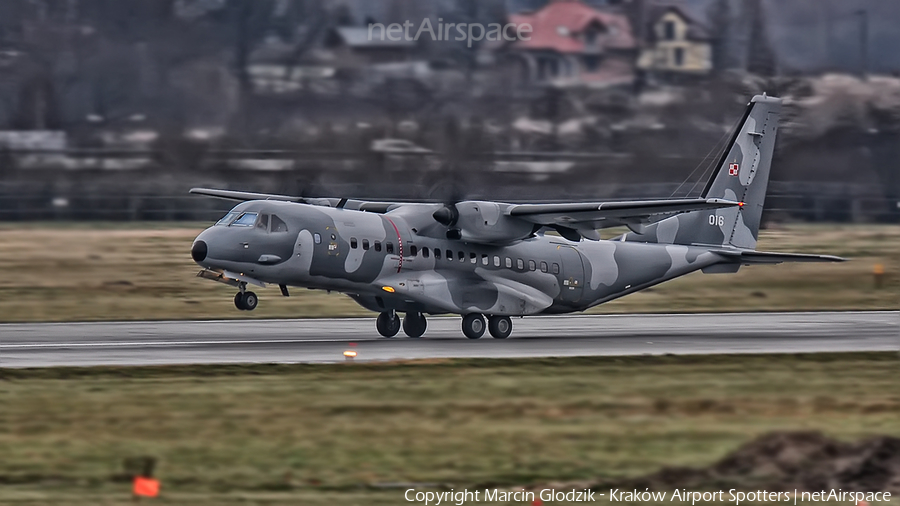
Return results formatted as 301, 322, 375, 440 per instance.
216, 211, 239, 226
231, 212, 258, 227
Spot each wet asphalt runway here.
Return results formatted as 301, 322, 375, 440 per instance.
0, 311, 896, 368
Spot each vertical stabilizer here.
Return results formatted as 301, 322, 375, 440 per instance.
626, 95, 782, 249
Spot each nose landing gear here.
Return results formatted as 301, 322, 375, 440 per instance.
234, 284, 258, 311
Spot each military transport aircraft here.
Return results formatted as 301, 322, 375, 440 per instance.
189, 95, 842, 339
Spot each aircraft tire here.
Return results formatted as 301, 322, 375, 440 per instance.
403, 312, 427, 338
488, 316, 512, 339
461, 313, 486, 339
234, 292, 247, 310
376, 311, 401, 338
242, 291, 259, 311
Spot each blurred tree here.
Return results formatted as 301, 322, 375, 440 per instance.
743, 0, 776, 76
706, 0, 733, 72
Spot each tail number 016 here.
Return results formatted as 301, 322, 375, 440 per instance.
708, 215, 726, 227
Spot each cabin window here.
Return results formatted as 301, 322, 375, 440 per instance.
458, 251, 465, 261
505, 257, 512, 268
257, 214, 269, 231
493, 256, 500, 267
314, 233, 321, 244
434, 248, 441, 259
540, 261, 549, 273
362, 239, 370, 250
386, 242, 394, 254
517, 258, 524, 270
481, 254, 489, 265
551, 263, 560, 274
446, 249, 452, 260
350, 238, 358, 249
374, 241, 382, 252
231, 212, 258, 227
528, 260, 536, 271
271, 215, 289, 232
422, 247, 430, 258
410, 245, 418, 257
470, 252, 477, 264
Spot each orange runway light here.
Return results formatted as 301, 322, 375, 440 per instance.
343, 350, 358, 359
133, 476, 160, 498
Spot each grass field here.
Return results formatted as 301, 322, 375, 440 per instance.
0, 223, 896, 323
1, 354, 898, 505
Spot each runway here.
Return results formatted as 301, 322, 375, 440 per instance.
1, 311, 896, 368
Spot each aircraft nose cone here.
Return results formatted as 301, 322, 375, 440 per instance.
191, 240, 208, 263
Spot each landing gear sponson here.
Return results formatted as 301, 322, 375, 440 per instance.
375, 312, 513, 339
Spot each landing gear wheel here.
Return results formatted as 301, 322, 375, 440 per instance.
488, 316, 512, 339
234, 292, 246, 310
402, 311, 427, 338
461, 313, 486, 339
242, 291, 258, 311
376, 311, 401, 338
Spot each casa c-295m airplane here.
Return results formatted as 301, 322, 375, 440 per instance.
190, 95, 842, 339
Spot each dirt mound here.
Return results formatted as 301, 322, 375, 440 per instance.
611, 432, 900, 492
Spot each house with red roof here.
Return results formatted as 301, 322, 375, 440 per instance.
501, 0, 638, 87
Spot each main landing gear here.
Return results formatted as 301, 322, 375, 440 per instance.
376, 311, 401, 338
462, 314, 512, 339
375, 311, 513, 339
376, 311, 428, 338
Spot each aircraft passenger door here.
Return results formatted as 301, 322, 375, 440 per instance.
556, 245, 585, 303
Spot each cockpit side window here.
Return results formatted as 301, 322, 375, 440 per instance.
271, 215, 289, 232
257, 214, 269, 231
216, 211, 239, 226
231, 212, 258, 227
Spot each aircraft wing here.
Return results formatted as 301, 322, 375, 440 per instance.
712, 249, 846, 264
189, 188, 401, 213
506, 198, 741, 230
190, 188, 304, 202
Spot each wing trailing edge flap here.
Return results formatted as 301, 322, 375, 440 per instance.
712, 249, 846, 264
507, 198, 740, 235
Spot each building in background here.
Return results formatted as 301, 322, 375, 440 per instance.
501, 0, 637, 87
636, 4, 712, 81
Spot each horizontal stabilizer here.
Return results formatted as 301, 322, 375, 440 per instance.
713, 249, 846, 264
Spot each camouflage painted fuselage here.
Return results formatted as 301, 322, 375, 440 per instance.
193, 200, 722, 316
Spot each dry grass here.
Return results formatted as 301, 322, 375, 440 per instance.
0, 223, 896, 323
1, 354, 898, 505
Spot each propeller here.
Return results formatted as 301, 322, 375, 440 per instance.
428, 165, 468, 240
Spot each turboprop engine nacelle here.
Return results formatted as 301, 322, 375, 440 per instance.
433, 201, 535, 245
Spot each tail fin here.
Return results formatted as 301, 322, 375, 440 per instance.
626, 94, 782, 249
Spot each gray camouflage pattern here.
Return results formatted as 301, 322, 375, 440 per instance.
191, 96, 833, 318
